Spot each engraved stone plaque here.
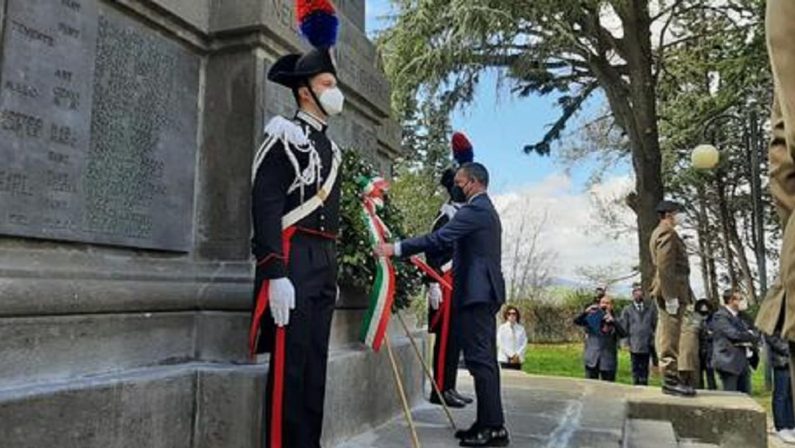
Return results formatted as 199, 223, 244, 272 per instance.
0, 0, 199, 251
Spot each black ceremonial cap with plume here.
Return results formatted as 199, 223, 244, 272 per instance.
267, 48, 338, 88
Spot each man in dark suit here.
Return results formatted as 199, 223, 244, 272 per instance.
377, 162, 508, 447
711, 289, 759, 394
574, 296, 627, 382
620, 284, 657, 385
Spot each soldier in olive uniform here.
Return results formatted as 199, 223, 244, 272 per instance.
756, 0, 795, 418
649, 200, 696, 397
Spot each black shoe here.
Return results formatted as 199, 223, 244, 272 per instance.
459, 426, 510, 447
449, 389, 474, 404
430, 390, 466, 408
455, 422, 481, 440
662, 382, 696, 397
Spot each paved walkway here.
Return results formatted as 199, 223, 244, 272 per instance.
338, 370, 631, 448
337, 370, 768, 448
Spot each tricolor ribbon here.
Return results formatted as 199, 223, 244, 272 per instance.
359, 177, 396, 351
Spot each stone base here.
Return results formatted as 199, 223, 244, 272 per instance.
626, 388, 767, 447
0, 338, 424, 448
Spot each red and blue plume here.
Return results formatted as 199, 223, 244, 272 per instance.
451, 132, 474, 165
296, 0, 339, 48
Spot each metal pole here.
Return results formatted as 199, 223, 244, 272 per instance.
395, 312, 457, 430
385, 334, 422, 448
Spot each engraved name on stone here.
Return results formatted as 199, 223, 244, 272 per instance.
0, 0, 98, 242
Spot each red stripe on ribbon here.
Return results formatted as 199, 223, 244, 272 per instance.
364, 200, 396, 352
435, 270, 454, 391
248, 226, 298, 448
410, 257, 452, 292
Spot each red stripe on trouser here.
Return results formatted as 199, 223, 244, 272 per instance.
248, 227, 297, 448
435, 271, 454, 391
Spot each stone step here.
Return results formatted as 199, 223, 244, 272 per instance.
678, 440, 720, 448
625, 388, 767, 447
0, 336, 424, 448
622, 418, 678, 448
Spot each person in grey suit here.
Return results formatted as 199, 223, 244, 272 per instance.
711, 289, 759, 394
376, 162, 508, 447
620, 284, 657, 385
574, 296, 628, 382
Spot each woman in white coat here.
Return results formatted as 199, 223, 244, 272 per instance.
497, 305, 528, 370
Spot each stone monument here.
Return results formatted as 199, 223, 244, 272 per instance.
0, 1, 420, 446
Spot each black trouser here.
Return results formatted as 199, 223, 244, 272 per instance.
699, 359, 717, 390
630, 352, 651, 385
255, 236, 337, 448
458, 302, 504, 428
585, 366, 617, 382
431, 308, 460, 392
718, 368, 751, 394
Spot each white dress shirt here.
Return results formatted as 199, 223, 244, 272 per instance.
497, 321, 528, 364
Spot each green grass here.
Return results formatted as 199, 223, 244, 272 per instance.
521, 343, 772, 412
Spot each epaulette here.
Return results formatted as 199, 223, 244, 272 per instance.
263, 115, 309, 147
252, 116, 311, 182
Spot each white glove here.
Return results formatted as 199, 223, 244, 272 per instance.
269, 277, 295, 326
664, 298, 679, 316
428, 283, 442, 310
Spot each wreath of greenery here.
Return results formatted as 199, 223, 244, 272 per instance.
338, 149, 423, 310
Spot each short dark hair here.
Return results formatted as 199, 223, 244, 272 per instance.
722, 289, 736, 305
458, 162, 489, 187
503, 305, 521, 323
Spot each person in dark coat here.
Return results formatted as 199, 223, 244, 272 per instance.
376, 162, 508, 447
694, 299, 717, 390
424, 133, 475, 409
574, 296, 628, 382
250, 44, 345, 448
620, 284, 657, 385
766, 331, 795, 442
711, 289, 759, 394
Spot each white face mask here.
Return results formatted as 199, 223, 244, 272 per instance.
318, 87, 344, 116
738, 299, 749, 312
673, 213, 685, 227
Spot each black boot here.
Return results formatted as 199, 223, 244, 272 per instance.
459, 426, 510, 447
662, 378, 696, 397
430, 390, 466, 408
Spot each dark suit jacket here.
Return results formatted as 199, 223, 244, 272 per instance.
711, 307, 758, 375
401, 193, 505, 308
574, 309, 628, 372
619, 301, 657, 354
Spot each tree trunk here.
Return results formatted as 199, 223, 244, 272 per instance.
728, 211, 757, 302
696, 184, 713, 301
595, 1, 663, 294
714, 172, 738, 289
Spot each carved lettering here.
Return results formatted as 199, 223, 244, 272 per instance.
55, 69, 73, 82
0, 171, 33, 196
45, 170, 75, 193
8, 214, 30, 225
61, 0, 81, 11
4, 80, 40, 98
48, 151, 70, 164
50, 123, 77, 147
10, 20, 55, 46
58, 22, 80, 39
53, 87, 79, 109
1, 110, 43, 138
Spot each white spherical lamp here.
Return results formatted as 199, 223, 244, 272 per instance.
691, 144, 720, 170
